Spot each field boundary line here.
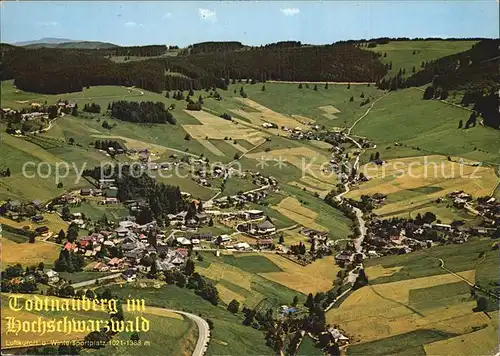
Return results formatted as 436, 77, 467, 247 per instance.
368, 285, 425, 317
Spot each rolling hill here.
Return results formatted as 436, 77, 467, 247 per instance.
13, 37, 119, 49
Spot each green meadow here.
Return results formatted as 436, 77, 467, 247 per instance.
365, 40, 477, 77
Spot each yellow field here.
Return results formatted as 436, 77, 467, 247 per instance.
364, 264, 404, 280
0, 214, 67, 234
216, 283, 248, 305
197, 139, 225, 156
182, 110, 267, 155
137, 306, 184, 320
308, 140, 333, 150
258, 254, 341, 295
272, 197, 327, 231
326, 270, 479, 344
232, 98, 310, 130
347, 155, 499, 217
424, 311, 499, 356
247, 147, 336, 184
195, 261, 265, 306
1, 238, 60, 266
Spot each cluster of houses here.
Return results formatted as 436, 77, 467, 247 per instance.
65, 220, 189, 281
213, 190, 269, 208
449, 191, 473, 208
250, 172, 279, 188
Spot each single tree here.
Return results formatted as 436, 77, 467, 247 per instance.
227, 299, 240, 313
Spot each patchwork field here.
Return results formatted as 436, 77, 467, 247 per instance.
327, 270, 479, 343
197, 252, 301, 308
423, 312, 499, 356
340, 239, 499, 354
272, 196, 327, 231
246, 147, 335, 184
318, 105, 341, 120
232, 98, 311, 130
182, 109, 267, 156
347, 155, 499, 218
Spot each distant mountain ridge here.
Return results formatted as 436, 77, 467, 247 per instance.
13, 38, 118, 49
13, 37, 77, 46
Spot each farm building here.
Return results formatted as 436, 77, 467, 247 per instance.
45, 269, 60, 284
256, 220, 276, 234
246, 209, 264, 220
121, 269, 137, 282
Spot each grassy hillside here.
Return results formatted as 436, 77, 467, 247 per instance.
224, 82, 385, 129
354, 88, 499, 165
96, 283, 273, 356
365, 40, 477, 77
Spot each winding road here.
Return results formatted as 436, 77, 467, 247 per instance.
169, 309, 210, 356
334, 92, 391, 253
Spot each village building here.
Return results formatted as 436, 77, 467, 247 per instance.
256, 220, 276, 234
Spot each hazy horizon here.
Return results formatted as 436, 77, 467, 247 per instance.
1, 1, 498, 46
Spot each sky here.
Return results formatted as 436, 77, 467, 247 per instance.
1, 1, 498, 46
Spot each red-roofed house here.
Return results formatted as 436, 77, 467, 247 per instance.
175, 248, 189, 257
64, 242, 77, 251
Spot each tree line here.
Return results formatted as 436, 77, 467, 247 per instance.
108, 100, 176, 124
1, 42, 387, 95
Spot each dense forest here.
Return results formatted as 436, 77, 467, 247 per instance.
1, 42, 386, 94
108, 100, 176, 124
186, 41, 245, 54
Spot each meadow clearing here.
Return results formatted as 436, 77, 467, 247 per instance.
347, 155, 499, 218
231, 97, 311, 131
365, 40, 477, 78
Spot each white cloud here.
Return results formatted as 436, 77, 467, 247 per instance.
124, 22, 144, 28
163, 12, 173, 19
280, 8, 300, 16
37, 21, 58, 27
199, 8, 217, 23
